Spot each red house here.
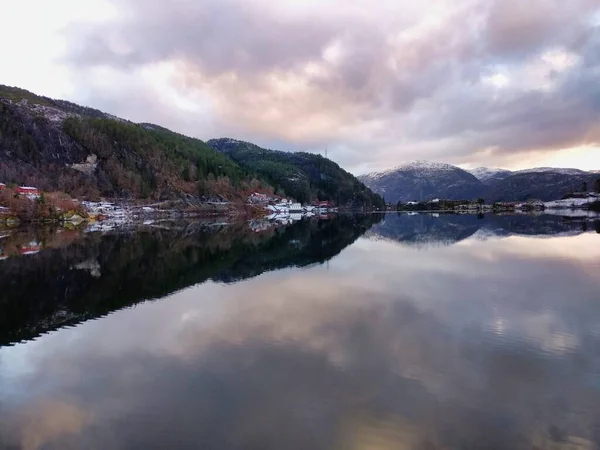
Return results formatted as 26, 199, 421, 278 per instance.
17, 186, 41, 198
0, 183, 5, 190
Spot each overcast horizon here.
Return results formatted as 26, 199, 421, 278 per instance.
1, 0, 599, 174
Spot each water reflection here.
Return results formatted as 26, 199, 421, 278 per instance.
1, 214, 600, 449
0, 215, 381, 346
368, 212, 600, 248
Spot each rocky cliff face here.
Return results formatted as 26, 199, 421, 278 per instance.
0, 95, 101, 196
0, 85, 255, 201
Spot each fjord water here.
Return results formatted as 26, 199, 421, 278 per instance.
1, 214, 600, 449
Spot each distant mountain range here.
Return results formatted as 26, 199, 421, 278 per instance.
359, 161, 599, 203
1, 83, 595, 207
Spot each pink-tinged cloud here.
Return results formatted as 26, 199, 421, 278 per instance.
64, 0, 600, 171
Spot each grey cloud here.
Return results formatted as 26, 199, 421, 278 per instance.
484, 0, 599, 59
64, 0, 600, 170
68, 0, 342, 76
436, 32, 600, 156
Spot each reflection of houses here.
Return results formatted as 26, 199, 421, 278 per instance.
17, 186, 41, 199
267, 202, 290, 214
20, 241, 41, 256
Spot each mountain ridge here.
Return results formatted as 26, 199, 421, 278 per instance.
361, 161, 599, 203
359, 162, 484, 203
0, 84, 382, 207
2, 83, 596, 206
207, 138, 384, 209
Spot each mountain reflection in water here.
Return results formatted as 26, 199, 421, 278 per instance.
1, 213, 599, 450
0, 215, 380, 346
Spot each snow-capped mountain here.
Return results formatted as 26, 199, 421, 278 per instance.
359, 161, 484, 203
468, 167, 589, 185
360, 161, 600, 203
468, 167, 513, 185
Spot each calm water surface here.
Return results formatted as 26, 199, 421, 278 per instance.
1, 214, 600, 449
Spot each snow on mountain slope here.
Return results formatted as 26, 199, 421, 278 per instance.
514, 167, 588, 176
361, 161, 459, 183
360, 161, 599, 203
359, 161, 484, 203
468, 167, 513, 184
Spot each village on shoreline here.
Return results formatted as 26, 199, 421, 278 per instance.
2, 180, 600, 233
0, 182, 340, 230
394, 192, 600, 215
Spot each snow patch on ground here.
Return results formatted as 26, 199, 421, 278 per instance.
544, 197, 597, 209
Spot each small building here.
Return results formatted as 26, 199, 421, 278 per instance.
17, 186, 40, 199
0, 183, 5, 190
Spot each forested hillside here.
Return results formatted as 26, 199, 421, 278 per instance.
0, 85, 272, 201
0, 85, 383, 207
208, 138, 384, 208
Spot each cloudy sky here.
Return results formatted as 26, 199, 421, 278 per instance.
1, 0, 599, 173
